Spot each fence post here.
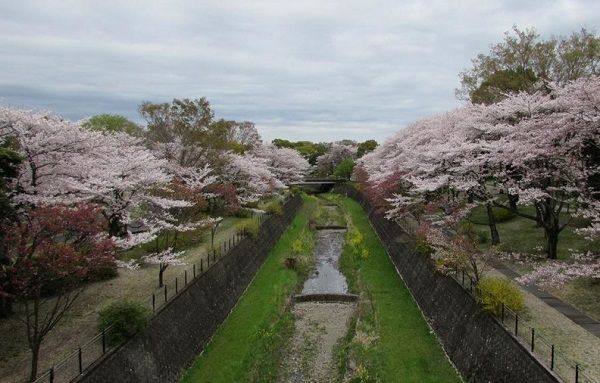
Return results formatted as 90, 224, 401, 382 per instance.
78, 347, 83, 374
551, 345, 555, 370
193, 264, 196, 278
462, 270, 465, 285
501, 303, 505, 323
575, 364, 579, 383
49, 367, 54, 383
164, 285, 168, 303
531, 328, 535, 352
184, 270, 187, 285
152, 293, 155, 312
515, 315, 519, 336
175, 277, 178, 294
101, 328, 107, 354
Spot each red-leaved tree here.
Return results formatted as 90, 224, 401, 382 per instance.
0, 205, 116, 381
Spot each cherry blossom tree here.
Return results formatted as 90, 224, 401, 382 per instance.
315, 143, 357, 176
0, 108, 108, 207
0, 108, 214, 250
252, 144, 309, 184
223, 152, 285, 204
517, 252, 600, 287
360, 77, 600, 259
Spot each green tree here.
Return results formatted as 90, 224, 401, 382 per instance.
357, 139, 378, 158
82, 114, 143, 136
334, 158, 355, 180
470, 68, 538, 104
139, 97, 214, 145
457, 26, 600, 102
272, 139, 328, 165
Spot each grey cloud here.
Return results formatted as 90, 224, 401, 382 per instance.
1, 0, 599, 143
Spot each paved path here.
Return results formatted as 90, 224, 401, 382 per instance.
493, 262, 600, 338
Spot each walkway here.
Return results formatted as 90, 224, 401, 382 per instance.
493, 261, 600, 338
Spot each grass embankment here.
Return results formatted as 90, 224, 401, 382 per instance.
467, 204, 600, 321
181, 195, 316, 383
336, 196, 461, 383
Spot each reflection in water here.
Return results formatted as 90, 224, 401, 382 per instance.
301, 229, 348, 294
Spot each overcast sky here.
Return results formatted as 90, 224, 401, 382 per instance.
1, 1, 598, 143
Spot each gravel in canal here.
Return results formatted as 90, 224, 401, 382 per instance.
279, 302, 355, 383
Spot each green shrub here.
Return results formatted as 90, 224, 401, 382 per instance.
350, 364, 377, 383
415, 237, 434, 257
476, 231, 489, 244
307, 198, 322, 228
477, 277, 525, 316
334, 159, 356, 180
288, 185, 302, 195
97, 301, 151, 346
236, 219, 260, 238
265, 201, 283, 215
347, 226, 364, 256
232, 208, 253, 218
292, 227, 314, 255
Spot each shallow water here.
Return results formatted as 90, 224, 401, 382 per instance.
301, 229, 348, 294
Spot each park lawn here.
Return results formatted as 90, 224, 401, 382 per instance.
467, 204, 599, 259
467, 204, 600, 322
338, 196, 461, 382
121, 217, 242, 261
181, 195, 315, 383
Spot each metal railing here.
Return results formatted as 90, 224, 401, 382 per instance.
29, 203, 292, 383
452, 269, 598, 383
340, 186, 598, 383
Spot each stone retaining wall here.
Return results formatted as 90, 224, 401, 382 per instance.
338, 186, 559, 383
77, 195, 302, 383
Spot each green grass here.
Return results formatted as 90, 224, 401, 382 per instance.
550, 278, 600, 322
338, 196, 461, 383
181, 196, 315, 383
467, 203, 600, 322
468, 204, 600, 259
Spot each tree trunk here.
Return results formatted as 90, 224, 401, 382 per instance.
508, 193, 519, 210
546, 226, 559, 259
108, 215, 127, 237
543, 202, 560, 259
486, 202, 500, 245
211, 229, 215, 253
0, 296, 12, 318
158, 267, 164, 288
535, 208, 544, 228
29, 341, 41, 382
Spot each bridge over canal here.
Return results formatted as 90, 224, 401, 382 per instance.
289, 178, 341, 193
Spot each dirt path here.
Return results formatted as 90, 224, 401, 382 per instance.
279, 302, 355, 383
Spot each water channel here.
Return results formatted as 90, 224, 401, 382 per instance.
301, 229, 348, 295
